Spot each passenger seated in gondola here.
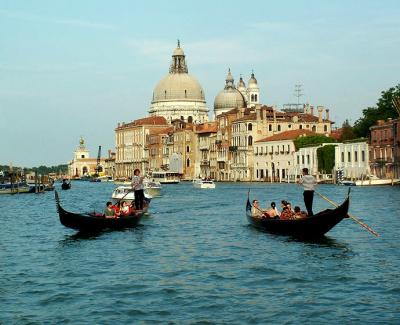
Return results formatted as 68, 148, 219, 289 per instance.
280, 200, 295, 220
104, 202, 116, 218
266, 202, 280, 218
252, 199, 270, 218
293, 206, 308, 219
120, 201, 131, 216
111, 202, 121, 217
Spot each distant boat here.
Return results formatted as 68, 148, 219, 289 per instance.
193, 179, 216, 189
143, 179, 162, 197
338, 180, 356, 186
150, 171, 180, 184
355, 175, 400, 186
61, 180, 71, 190
0, 182, 31, 194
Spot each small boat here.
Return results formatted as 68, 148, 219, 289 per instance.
61, 180, 71, 190
144, 179, 162, 197
246, 193, 350, 238
54, 191, 145, 231
111, 186, 153, 202
338, 180, 356, 186
193, 179, 216, 189
0, 182, 31, 194
355, 175, 400, 186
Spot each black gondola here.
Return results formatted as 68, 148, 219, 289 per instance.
55, 191, 146, 231
61, 180, 71, 190
246, 193, 350, 238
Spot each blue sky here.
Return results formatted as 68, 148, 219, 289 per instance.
0, 0, 399, 167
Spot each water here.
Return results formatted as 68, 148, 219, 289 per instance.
1, 182, 399, 324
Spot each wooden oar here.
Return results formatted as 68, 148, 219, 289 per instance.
315, 190, 379, 237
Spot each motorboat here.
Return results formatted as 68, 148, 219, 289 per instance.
111, 186, 152, 202
193, 179, 216, 189
143, 179, 162, 197
355, 175, 400, 186
149, 171, 180, 184
0, 181, 31, 194
338, 180, 356, 186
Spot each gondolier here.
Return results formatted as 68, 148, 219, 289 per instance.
299, 168, 317, 216
131, 169, 145, 210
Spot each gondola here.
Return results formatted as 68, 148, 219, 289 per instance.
246, 193, 350, 238
55, 191, 146, 231
61, 181, 71, 190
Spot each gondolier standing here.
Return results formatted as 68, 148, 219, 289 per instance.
299, 168, 317, 216
131, 169, 144, 210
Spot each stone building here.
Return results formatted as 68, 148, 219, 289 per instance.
195, 122, 218, 179
114, 116, 168, 178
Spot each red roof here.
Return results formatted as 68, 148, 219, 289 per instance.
256, 129, 316, 142
195, 122, 218, 133
117, 116, 168, 129
149, 126, 174, 135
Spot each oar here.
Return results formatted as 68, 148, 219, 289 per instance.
315, 190, 379, 237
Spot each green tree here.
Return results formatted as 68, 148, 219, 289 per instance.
294, 135, 336, 150
317, 145, 336, 173
353, 84, 400, 137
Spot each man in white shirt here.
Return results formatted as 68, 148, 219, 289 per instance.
299, 168, 317, 216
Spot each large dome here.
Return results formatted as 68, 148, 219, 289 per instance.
214, 69, 246, 115
152, 73, 205, 103
214, 89, 246, 111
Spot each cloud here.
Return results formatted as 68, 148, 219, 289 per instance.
0, 9, 116, 30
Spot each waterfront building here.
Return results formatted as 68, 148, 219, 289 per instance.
254, 130, 315, 182
148, 41, 209, 124
369, 118, 399, 178
334, 141, 370, 179
195, 122, 218, 179
147, 127, 174, 173
115, 116, 168, 178
68, 137, 106, 177
104, 150, 116, 180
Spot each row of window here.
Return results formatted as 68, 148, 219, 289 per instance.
340, 151, 366, 163
255, 144, 291, 154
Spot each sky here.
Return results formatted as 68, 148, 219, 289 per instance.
0, 0, 399, 167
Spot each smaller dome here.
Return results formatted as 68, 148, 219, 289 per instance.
237, 75, 246, 92
214, 89, 246, 112
173, 47, 184, 56
248, 72, 259, 90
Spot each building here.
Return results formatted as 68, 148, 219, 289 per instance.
115, 116, 168, 178
334, 141, 370, 179
195, 122, 218, 179
148, 41, 209, 124
369, 118, 399, 178
68, 137, 106, 178
254, 130, 315, 182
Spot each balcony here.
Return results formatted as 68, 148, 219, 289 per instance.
200, 159, 210, 166
215, 140, 222, 145
229, 146, 238, 152
200, 144, 210, 150
217, 156, 226, 162
231, 162, 247, 169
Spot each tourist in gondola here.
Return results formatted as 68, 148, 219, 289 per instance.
131, 169, 145, 210
293, 206, 307, 219
299, 167, 317, 216
111, 201, 121, 217
120, 201, 131, 216
266, 201, 280, 218
280, 200, 295, 220
104, 201, 116, 218
252, 199, 270, 218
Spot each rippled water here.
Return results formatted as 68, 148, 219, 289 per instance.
1, 182, 399, 324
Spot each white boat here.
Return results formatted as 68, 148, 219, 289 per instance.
111, 186, 152, 202
143, 179, 162, 197
355, 175, 400, 186
193, 179, 216, 189
150, 171, 180, 184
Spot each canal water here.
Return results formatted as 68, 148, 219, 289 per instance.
1, 182, 399, 324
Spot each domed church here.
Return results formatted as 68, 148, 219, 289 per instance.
148, 41, 209, 124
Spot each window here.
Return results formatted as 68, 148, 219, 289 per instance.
251, 94, 254, 101
324, 125, 328, 132
299, 125, 303, 129
188, 116, 193, 123
355, 151, 358, 162
269, 124, 272, 131
302, 155, 305, 164
248, 136, 253, 146
362, 150, 365, 162
288, 124, 292, 128
248, 123, 252, 131
297, 156, 300, 164
185, 89, 187, 98
186, 158, 190, 167
312, 126, 316, 132
186, 146, 190, 153
348, 152, 351, 162
307, 155, 310, 164
341, 152, 344, 163
277, 125, 281, 131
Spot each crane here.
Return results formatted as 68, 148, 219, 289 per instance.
95, 145, 102, 176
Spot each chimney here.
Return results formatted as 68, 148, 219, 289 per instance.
108, 149, 111, 158
317, 106, 323, 123
310, 106, 314, 116
325, 109, 330, 121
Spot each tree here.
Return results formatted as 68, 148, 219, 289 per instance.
353, 84, 400, 137
317, 145, 336, 173
294, 135, 336, 150
339, 119, 356, 141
